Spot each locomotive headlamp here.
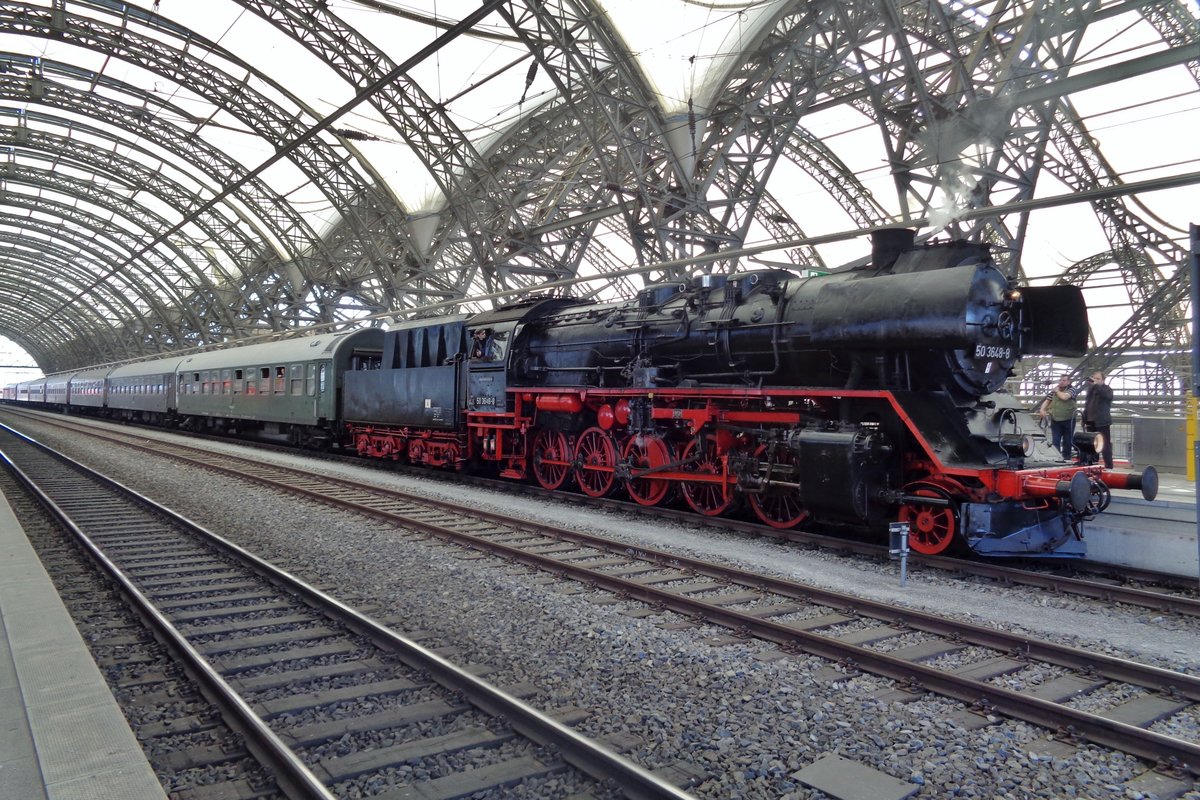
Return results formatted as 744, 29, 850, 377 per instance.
1006, 289, 1022, 302
1071, 430, 1104, 465
1000, 433, 1034, 457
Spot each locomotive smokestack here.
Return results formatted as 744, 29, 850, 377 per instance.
871, 228, 916, 272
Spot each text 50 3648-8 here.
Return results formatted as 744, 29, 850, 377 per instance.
974, 344, 1012, 360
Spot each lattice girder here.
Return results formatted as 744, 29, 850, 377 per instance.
0, 219, 174, 332
0, 54, 338, 320
0, 165, 237, 330
0, 117, 261, 287
1, 1, 423, 310
231, 0, 550, 287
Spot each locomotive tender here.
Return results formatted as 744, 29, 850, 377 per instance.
7, 229, 1158, 557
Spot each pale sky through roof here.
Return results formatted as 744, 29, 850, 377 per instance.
0, 0, 1195, 382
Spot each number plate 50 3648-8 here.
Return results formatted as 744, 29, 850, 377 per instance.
974, 344, 1012, 360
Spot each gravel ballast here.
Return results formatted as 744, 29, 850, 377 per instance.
9, 413, 1199, 800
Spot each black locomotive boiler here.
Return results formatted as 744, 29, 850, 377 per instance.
343, 229, 1158, 557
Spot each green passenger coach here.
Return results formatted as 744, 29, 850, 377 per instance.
174, 329, 384, 446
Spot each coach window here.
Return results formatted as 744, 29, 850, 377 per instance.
274, 366, 286, 394
319, 364, 327, 395
232, 369, 243, 394
290, 365, 304, 396
259, 367, 270, 394
306, 364, 317, 395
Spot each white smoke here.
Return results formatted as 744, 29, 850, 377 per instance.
917, 92, 1017, 233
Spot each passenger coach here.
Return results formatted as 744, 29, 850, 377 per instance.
174, 329, 384, 446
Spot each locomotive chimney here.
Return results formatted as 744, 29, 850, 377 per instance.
871, 228, 916, 272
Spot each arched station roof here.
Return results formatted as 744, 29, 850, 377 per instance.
0, 0, 1196, 390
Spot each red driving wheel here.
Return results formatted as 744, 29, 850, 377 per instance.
897, 483, 959, 555
680, 435, 735, 516
622, 434, 673, 506
531, 429, 571, 490
748, 444, 808, 529
574, 427, 616, 497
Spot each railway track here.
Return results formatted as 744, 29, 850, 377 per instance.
0, 423, 694, 800
5, 412, 1199, 782
8, 406, 1197, 616
1, 466, 284, 798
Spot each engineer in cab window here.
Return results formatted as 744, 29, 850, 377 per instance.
471, 328, 502, 361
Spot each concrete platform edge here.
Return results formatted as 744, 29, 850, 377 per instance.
0, 492, 167, 800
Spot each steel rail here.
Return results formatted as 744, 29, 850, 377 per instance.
318, 501, 1200, 775
0, 423, 697, 800
0, 447, 338, 800
111, 435, 1200, 698
51, 430, 1198, 774
9, 408, 1196, 698
10, 407, 1194, 615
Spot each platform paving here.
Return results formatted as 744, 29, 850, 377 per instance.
0, 493, 166, 800
1093, 470, 1198, 577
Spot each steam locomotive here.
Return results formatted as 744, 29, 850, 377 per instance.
6, 229, 1158, 557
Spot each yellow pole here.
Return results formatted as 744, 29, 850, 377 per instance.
1189, 395, 1198, 481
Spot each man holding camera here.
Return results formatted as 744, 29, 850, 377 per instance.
1082, 371, 1114, 469
1038, 374, 1078, 461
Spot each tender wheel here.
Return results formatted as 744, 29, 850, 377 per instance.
681, 435, 735, 516
531, 429, 571, 490
622, 434, 672, 506
898, 483, 959, 555
574, 427, 617, 497
748, 444, 808, 529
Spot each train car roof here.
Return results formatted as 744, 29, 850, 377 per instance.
388, 314, 471, 332
70, 366, 116, 381
107, 355, 188, 379
43, 371, 80, 385
469, 297, 586, 327
176, 328, 385, 371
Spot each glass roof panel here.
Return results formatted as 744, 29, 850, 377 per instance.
0, 0, 1191, 375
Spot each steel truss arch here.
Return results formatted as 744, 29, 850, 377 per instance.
692, 2, 886, 270
0, 246, 140, 363
0, 230, 157, 367
0, 212, 175, 328
0, 192, 208, 352
0, 0, 422, 317
0, 115, 259, 285
0, 53, 342, 329
228, 0, 547, 287
470, 0, 751, 282
0, 164, 231, 320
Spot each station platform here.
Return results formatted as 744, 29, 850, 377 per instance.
1093, 467, 1198, 578
0, 493, 166, 800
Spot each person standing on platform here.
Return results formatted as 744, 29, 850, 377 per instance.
1038, 374, 1078, 461
1082, 370, 1114, 469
